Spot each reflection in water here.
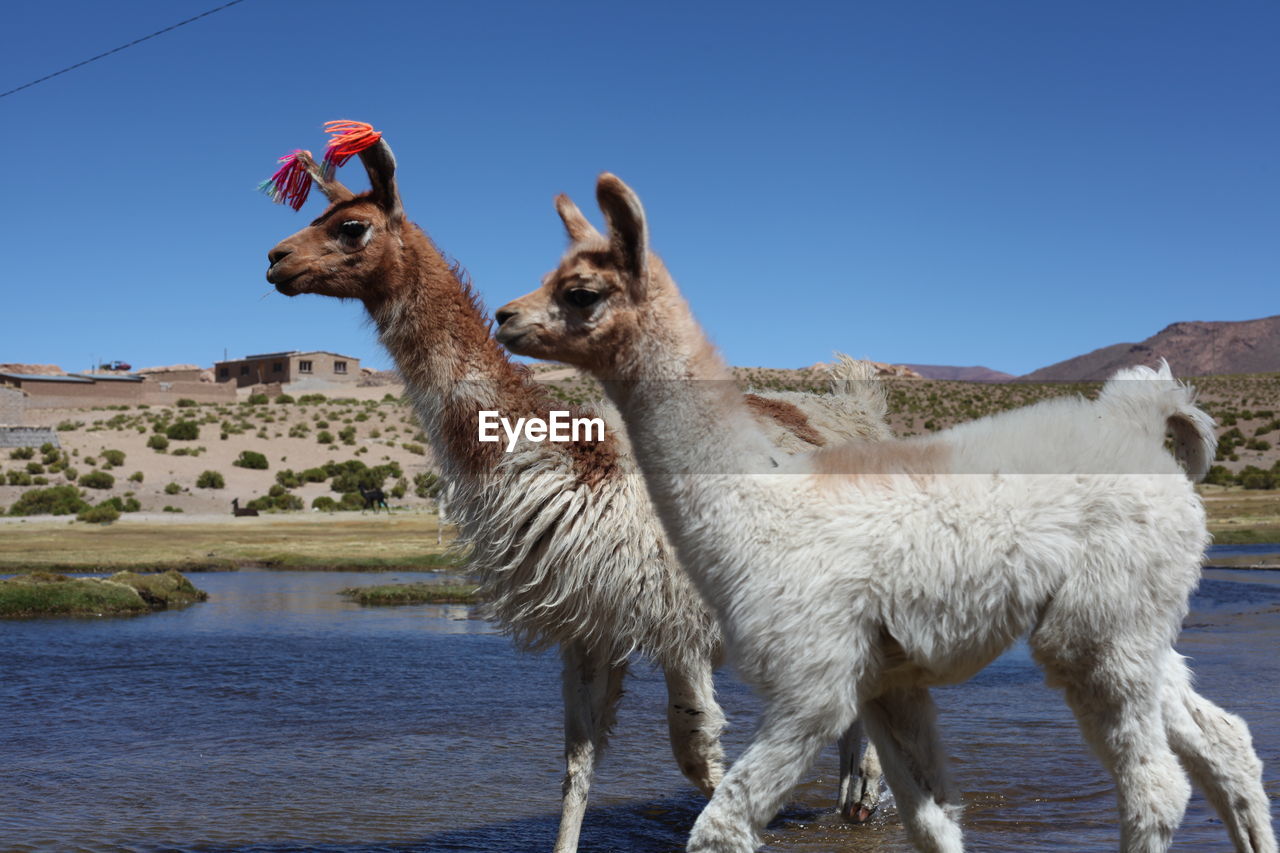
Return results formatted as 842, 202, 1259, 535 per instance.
1, 568, 1277, 852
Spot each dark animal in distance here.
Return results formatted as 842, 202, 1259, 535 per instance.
231, 498, 259, 517
359, 487, 389, 513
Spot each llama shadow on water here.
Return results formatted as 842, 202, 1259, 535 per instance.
184, 794, 830, 853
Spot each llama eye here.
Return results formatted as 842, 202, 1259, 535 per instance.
565, 288, 600, 308
339, 221, 368, 238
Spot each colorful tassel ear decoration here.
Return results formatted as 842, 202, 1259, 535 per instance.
258, 150, 314, 211
322, 120, 382, 177
258, 122, 379, 208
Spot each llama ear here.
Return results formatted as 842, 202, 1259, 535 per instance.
358, 139, 404, 223
294, 150, 355, 204
596, 173, 648, 297
555, 194, 601, 243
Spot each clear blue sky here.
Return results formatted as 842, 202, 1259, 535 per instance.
3, 1, 1276, 375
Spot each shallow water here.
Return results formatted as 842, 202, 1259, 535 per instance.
2, 565, 1277, 852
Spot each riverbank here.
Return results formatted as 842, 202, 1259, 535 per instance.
0, 492, 1276, 575
1200, 487, 1280, 545
0, 510, 459, 573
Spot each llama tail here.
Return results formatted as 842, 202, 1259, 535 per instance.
827, 353, 889, 427
1097, 359, 1217, 481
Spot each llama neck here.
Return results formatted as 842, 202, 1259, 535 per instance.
590, 285, 784, 610
600, 287, 781, 485
364, 226, 561, 482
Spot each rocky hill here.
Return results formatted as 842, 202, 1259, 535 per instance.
0, 364, 66, 376
902, 364, 1015, 382
1023, 315, 1280, 380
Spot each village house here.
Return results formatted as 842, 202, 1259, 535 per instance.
0, 372, 144, 408
212, 351, 361, 389
0, 370, 235, 409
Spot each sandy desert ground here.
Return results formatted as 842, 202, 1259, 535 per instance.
3, 371, 1278, 549
1, 383, 436, 516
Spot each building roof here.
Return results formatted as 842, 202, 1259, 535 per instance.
218, 350, 361, 364
295, 350, 359, 360
0, 372, 94, 383
71, 373, 143, 382
242, 351, 299, 360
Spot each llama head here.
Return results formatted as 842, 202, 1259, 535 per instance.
265, 126, 406, 304
495, 173, 662, 371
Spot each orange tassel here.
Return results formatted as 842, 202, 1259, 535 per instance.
322, 120, 382, 176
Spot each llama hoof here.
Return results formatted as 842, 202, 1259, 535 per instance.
839, 774, 880, 824
841, 802, 876, 824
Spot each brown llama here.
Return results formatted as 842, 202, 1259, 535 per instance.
262, 126, 892, 850
230, 498, 258, 518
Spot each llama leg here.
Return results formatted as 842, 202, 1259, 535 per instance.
838, 719, 883, 823
1160, 652, 1276, 853
860, 688, 963, 853
1035, 645, 1190, 853
553, 642, 628, 853
687, 702, 854, 853
664, 660, 727, 797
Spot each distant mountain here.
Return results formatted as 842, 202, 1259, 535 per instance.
902, 364, 1016, 383
1022, 315, 1280, 381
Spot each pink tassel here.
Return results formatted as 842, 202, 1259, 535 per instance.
258, 150, 313, 211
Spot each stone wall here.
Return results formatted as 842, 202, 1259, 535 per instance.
12, 378, 234, 409
248, 382, 286, 400
139, 380, 237, 406
17, 379, 142, 408
0, 387, 24, 425
0, 426, 58, 449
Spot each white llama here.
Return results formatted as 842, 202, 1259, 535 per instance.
262, 131, 890, 851
494, 173, 1277, 853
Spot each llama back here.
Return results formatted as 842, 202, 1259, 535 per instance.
939, 370, 1212, 480
748, 356, 892, 453
1096, 360, 1216, 481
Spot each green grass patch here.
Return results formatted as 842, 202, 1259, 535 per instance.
252, 552, 467, 572
1209, 527, 1280, 546
340, 581, 481, 606
0, 513, 457, 574
0, 570, 208, 618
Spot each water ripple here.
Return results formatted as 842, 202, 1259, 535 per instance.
2, 569, 1276, 851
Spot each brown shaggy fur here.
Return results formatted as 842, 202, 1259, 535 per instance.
371, 222, 622, 485
743, 394, 827, 447
811, 437, 952, 488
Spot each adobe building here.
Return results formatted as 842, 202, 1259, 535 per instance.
213, 351, 361, 389
0, 371, 234, 409
0, 386, 26, 425
134, 366, 235, 405
0, 372, 143, 408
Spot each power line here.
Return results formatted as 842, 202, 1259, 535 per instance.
0, 0, 249, 100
